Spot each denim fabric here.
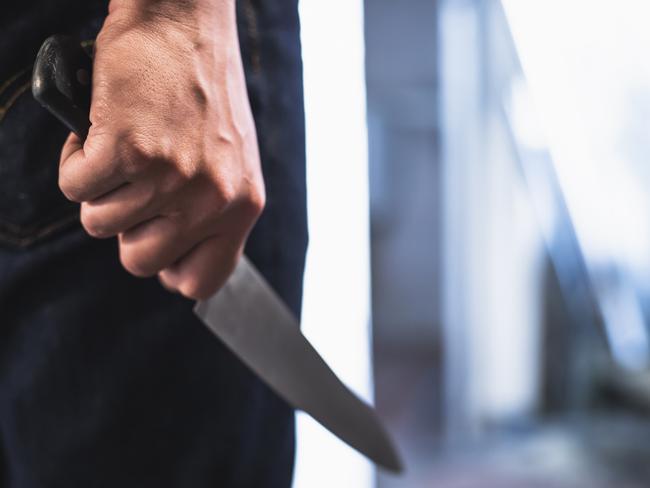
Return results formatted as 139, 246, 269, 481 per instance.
0, 2, 106, 247
0, 1, 308, 486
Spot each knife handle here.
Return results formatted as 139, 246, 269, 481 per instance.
32, 35, 92, 140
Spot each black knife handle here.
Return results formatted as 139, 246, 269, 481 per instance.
32, 35, 92, 140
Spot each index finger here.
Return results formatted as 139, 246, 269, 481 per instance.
59, 131, 127, 202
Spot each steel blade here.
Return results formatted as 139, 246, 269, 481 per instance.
195, 256, 403, 473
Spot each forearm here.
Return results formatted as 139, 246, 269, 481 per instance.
109, 0, 234, 15
106, 0, 237, 38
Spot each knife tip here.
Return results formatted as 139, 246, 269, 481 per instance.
379, 445, 405, 474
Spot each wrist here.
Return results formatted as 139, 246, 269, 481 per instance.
107, 0, 235, 29
104, 0, 239, 55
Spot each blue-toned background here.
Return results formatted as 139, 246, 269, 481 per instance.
297, 1, 650, 487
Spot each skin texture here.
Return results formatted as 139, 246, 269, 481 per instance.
58, 0, 265, 300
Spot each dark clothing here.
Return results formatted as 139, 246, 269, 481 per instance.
0, 1, 106, 246
0, 1, 308, 487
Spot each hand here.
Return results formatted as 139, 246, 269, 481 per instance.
58, 0, 265, 300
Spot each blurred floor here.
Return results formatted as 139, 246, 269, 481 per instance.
375, 346, 650, 488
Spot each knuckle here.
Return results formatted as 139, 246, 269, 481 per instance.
158, 270, 178, 293
177, 275, 207, 300
245, 184, 266, 219
158, 170, 185, 196
177, 266, 231, 300
119, 246, 156, 278
172, 249, 241, 300
128, 136, 157, 163
118, 133, 162, 178
197, 178, 233, 218
95, 21, 120, 45
80, 208, 108, 238
214, 178, 237, 209
58, 173, 84, 203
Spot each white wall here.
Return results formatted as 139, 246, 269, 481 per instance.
294, 1, 374, 487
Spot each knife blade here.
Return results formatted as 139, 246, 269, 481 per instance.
196, 255, 402, 471
32, 35, 403, 472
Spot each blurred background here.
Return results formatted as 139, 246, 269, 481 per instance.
295, 0, 650, 487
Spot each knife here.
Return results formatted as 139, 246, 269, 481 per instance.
32, 35, 403, 473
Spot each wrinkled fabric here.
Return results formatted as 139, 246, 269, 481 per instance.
0, 1, 308, 486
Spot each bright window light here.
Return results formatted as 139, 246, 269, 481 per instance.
502, 0, 650, 274
501, 0, 650, 368
294, 1, 373, 487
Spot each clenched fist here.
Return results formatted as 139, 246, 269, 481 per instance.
58, 0, 265, 300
